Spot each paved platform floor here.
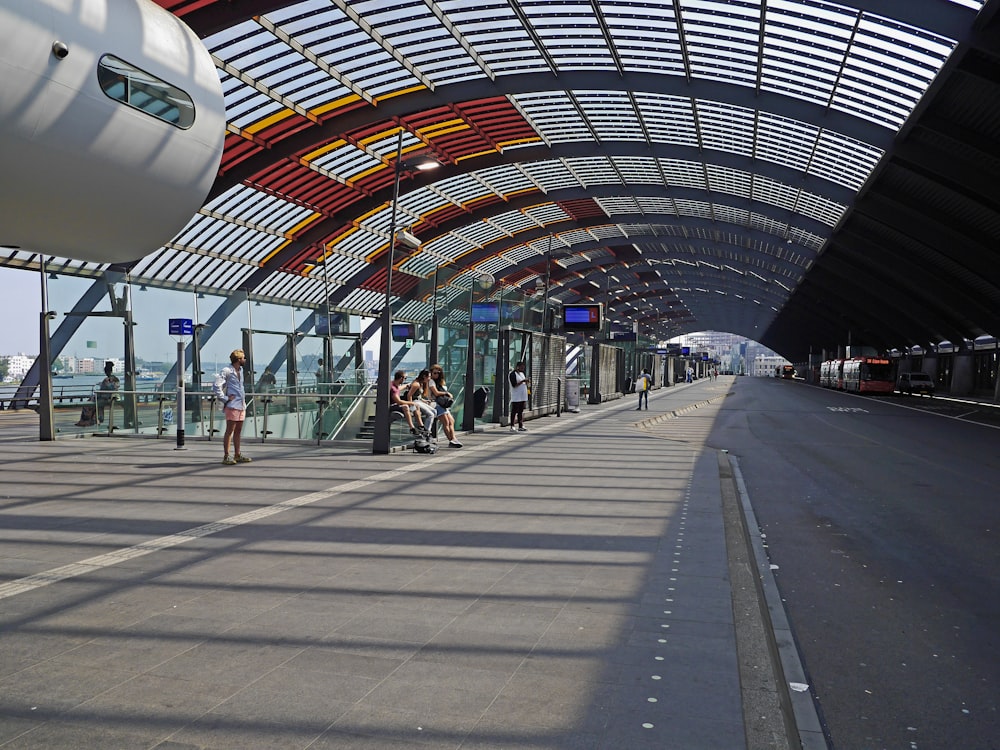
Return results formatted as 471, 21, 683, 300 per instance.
0, 378, 779, 749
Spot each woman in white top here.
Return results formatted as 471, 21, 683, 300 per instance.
405, 370, 436, 433
508, 361, 530, 431
212, 349, 251, 464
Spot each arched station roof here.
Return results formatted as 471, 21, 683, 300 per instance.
8, 0, 1000, 361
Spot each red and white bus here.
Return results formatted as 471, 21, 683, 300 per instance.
842, 357, 894, 394
820, 359, 844, 389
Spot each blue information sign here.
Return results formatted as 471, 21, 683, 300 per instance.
168, 318, 194, 336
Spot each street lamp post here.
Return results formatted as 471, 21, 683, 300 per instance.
430, 263, 440, 366
372, 133, 438, 453
541, 234, 552, 334
373, 131, 408, 455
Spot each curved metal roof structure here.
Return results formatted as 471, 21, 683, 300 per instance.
7, 0, 1000, 361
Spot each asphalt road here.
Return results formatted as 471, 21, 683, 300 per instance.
708, 377, 999, 750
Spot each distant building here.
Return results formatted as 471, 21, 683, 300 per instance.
752, 354, 791, 377
5, 353, 35, 379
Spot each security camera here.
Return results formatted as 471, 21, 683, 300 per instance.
52, 41, 69, 59
396, 229, 422, 251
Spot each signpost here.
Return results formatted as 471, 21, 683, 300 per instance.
168, 318, 193, 450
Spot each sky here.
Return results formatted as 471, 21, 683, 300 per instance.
0, 267, 45, 354
0, 266, 383, 374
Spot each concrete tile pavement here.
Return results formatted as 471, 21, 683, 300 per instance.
0, 378, 793, 749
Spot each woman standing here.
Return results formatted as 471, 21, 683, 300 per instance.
213, 349, 251, 465
428, 364, 463, 448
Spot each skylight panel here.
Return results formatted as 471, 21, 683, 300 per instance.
520, 1, 615, 71
609, 157, 661, 186
713, 204, 751, 226
310, 142, 381, 180
632, 93, 698, 146
596, 197, 641, 215
751, 177, 799, 213
696, 102, 755, 158
458, 222, 503, 247
682, 2, 761, 84
439, 0, 547, 74
265, 63, 326, 95
760, 51, 839, 104
635, 197, 678, 216
318, 255, 368, 282
398, 189, 447, 219
202, 20, 272, 57
513, 92, 595, 143
754, 113, 816, 173
810, 132, 882, 191
255, 272, 320, 303
674, 200, 715, 220
218, 72, 283, 127
432, 173, 496, 206
563, 157, 622, 186
423, 234, 475, 262
706, 166, 751, 198
794, 193, 846, 227
659, 160, 707, 190
475, 166, 537, 196
602, 0, 684, 74
329, 229, 379, 260
292, 78, 351, 111
351, 0, 486, 86
202, 185, 255, 215
340, 287, 388, 312
574, 91, 645, 141
519, 161, 584, 191
489, 210, 540, 235
750, 212, 788, 236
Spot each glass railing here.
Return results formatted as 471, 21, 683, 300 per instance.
48, 382, 409, 445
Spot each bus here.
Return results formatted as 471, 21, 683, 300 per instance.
780, 365, 796, 379
820, 359, 845, 389
842, 357, 894, 394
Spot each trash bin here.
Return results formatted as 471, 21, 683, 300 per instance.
473, 386, 490, 418
565, 379, 580, 412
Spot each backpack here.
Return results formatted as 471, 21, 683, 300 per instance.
413, 428, 438, 454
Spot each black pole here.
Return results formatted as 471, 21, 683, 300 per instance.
373, 131, 406, 455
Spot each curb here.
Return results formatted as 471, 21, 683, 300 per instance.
728, 453, 830, 750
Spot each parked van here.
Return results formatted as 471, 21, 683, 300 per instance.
896, 372, 935, 396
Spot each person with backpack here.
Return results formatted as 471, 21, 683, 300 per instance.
508, 360, 530, 432
635, 368, 651, 410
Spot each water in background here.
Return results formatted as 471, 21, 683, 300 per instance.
1, 372, 299, 401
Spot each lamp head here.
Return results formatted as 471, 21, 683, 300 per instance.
396, 229, 422, 250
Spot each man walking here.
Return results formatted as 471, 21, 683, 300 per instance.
508, 360, 530, 432
213, 349, 251, 465
635, 368, 651, 410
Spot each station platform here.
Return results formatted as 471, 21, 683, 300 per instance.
0, 378, 815, 749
